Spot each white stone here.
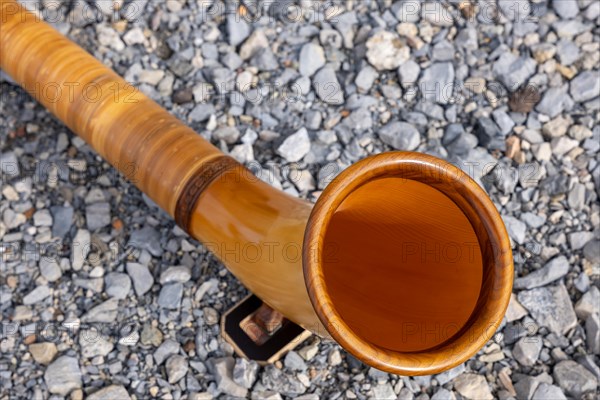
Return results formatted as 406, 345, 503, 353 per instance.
123, 27, 145, 45
277, 128, 311, 163
366, 31, 410, 71
299, 43, 326, 77
44, 356, 82, 396
453, 374, 493, 400
139, 70, 165, 85
71, 229, 91, 270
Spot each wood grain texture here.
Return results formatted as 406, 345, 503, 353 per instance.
322, 177, 483, 353
304, 152, 513, 375
1, 0, 513, 375
0, 0, 327, 338
0, 0, 223, 217
185, 165, 328, 336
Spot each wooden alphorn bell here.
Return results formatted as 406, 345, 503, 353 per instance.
0, 0, 513, 375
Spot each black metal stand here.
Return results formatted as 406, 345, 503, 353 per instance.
220, 294, 312, 364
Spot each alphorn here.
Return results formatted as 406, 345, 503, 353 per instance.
0, 0, 513, 375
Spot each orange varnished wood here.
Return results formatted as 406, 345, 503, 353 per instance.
0, 1, 513, 375
323, 177, 483, 353
0, 0, 328, 338
0, 0, 222, 216
186, 166, 328, 335
304, 152, 513, 375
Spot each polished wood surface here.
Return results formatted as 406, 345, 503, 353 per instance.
0, 0, 327, 336
1, 1, 513, 375
0, 0, 222, 216
187, 166, 326, 334
323, 177, 483, 352
304, 152, 514, 375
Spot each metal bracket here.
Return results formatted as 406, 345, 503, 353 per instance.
221, 294, 312, 364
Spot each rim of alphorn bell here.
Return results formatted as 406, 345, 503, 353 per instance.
303, 152, 513, 376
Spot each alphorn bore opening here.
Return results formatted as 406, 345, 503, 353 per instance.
322, 178, 483, 352
304, 154, 513, 374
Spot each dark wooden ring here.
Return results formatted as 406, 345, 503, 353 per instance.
175, 155, 240, 232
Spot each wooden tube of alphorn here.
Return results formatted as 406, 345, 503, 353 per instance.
0, 0, 513, 375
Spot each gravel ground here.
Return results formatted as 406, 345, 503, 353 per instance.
1, 0, 599, 399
